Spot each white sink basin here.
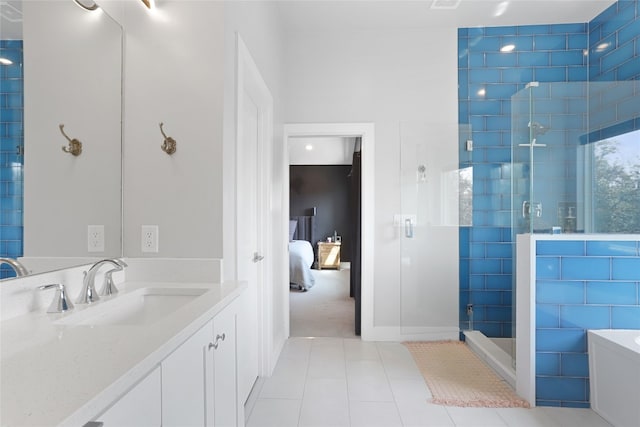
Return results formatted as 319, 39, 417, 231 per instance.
56, 287, 209, 326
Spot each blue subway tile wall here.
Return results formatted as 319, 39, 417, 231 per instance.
590, 0, 640, 81
0, 40, 24, 280
458, 23, 589, 337
589, 0, 640, 141
535, 239, 640, 407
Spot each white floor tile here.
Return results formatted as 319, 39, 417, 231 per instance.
389, 378, 432, 402
307, 354, 346, 379
259, 368, 307, 399
496, 407, 561, 427
445, 406, 508, 427
303, 377, 349, 401
344, 339, 381, 361
347, 375, 395, 402
346, 359, 387, 378
246, 398, 301, 427
299, 397, 350, 427
395, 400, 455, 427
251, 339, 612, 427
350, 401, 403, 427
538, 407, 612, 427
299, 378, 350, 426
280, 338, 313, 360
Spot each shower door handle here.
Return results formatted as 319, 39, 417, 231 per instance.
405, 218, 414, 239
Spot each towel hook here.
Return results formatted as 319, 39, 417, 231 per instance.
59, 124, 82, 156
159, 122, 176, 155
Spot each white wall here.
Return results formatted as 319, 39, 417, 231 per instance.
284, 28, 459, 332
120, 1, 225, 259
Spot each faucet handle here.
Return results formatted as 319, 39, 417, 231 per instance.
38, 284, 74, 313
98, 269, 120, 296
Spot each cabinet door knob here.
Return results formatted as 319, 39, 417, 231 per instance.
208, 333, 226, 350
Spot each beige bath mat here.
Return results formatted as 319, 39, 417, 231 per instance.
404, 341, 530, 408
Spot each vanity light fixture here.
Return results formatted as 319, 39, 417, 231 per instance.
500, 44, 516, 53
159, 123, 177, 155
0, 57, 13, 65
305, 144, 313, 151
73, 0, 99, 12
141, 0, 155, 9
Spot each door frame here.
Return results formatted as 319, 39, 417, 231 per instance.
282, 123, 375, 339
236, 35, 274, 378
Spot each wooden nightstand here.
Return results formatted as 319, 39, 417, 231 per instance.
317, 242, 341, 270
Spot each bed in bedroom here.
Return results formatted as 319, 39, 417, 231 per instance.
289, 216, 316, 291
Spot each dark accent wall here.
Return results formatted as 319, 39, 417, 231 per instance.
290, 165, 352, 262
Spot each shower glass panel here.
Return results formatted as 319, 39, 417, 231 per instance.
510, 80, 640, 366
399, 122, 459, 335
511, 81, 640, 236
511, 82, 588, 236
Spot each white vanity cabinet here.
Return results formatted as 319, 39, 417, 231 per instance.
162, 321, 214, 426
162, 298, 239, 427
89, 297, 240, 427
96, 366, 162, 427
209, 300, 238, 427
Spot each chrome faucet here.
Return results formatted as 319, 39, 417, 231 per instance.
0, 257, 29, 277
76, 259, 127, 304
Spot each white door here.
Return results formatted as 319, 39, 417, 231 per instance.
236, 35, 274, 403
236, 89, 262, 403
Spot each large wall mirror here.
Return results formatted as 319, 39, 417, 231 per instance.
0, 0, 123, 279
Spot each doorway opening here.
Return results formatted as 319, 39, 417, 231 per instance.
283, 123, 375, 340
288, 136, 358, 338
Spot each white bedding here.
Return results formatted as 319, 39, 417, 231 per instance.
289, 240, 315, 291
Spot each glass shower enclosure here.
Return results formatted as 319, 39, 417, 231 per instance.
510, 80, 640, 365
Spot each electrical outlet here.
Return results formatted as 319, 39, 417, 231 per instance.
88, 225, 105, 252
141, 225, 159, 253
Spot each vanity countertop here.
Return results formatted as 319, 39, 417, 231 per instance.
0, 280, 246, 427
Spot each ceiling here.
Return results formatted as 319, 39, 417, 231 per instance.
289, 136, 356, 165
276, 0, 617, 31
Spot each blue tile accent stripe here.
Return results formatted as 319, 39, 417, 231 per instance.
535, 238, 640, 407
0, 40, 24, 280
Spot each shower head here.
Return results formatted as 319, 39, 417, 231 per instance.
529, 121, 549, 137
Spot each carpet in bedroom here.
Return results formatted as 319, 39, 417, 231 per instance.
289, 266, 356, 338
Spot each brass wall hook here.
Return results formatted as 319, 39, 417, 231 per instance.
159, 122, 177, 155
59, 124, 82, 156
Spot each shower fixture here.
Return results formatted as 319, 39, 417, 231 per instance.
518, 121, 550, 148
529, 121, 549, 137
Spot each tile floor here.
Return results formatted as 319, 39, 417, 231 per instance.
246, 337, 611, 427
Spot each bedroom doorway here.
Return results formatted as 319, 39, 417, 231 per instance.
283, 123, 375, 339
